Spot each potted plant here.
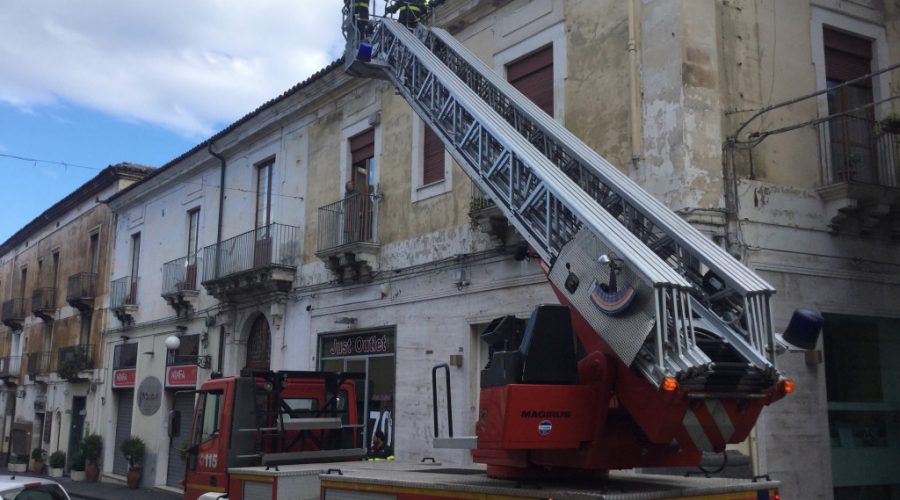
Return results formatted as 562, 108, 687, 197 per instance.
70, 450, 86, 481
81, 433, 102, 482
31, 448, 46, 475
119, 436, 146, 489
47, 451, 65, 478
8, 454, 27, 473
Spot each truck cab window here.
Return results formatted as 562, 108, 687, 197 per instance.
193, 391, 222, 444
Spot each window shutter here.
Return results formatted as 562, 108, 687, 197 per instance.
423, 125, 445, 185
350, 129, 375, 163
506, 45, 554, 115
824, 28, 872, 84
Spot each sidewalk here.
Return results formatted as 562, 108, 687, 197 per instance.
0, 466, 181, 500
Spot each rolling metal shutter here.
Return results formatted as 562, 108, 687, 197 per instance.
113, 390, 134, 476
166, 392, 195, 488
506, 44, 554, 116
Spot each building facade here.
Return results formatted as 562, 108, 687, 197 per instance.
60, 1, 900, 499
0, 165, 150, 473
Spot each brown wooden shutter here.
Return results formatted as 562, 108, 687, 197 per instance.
350, 128, 375, 163
423, 124, 445, 185
824, 27, 872, 84
506, 45, 554, 115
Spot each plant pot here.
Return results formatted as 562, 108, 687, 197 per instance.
84, 462, 99, 482
48, 467, 64, 478
70, 470, 86, 481
32, 461, 45, 475
8, 462, 26, 473
126, 467, 142, 489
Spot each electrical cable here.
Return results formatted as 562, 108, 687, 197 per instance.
0, 153, 304, 201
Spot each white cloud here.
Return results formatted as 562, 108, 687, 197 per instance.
0, 0, 347, 138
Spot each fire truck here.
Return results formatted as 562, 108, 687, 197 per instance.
183, 3, 822, 498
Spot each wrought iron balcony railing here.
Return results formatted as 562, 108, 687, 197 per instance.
162, 255, 200, 295
67, 272, 97, 302
202, 223, 299, 282
821, 115, 900, 187
57, 344, 94, 375
0, 356, 21, 377
167, 352, 199, 366
316, 193, 381, 252
26, 351, 50, 376
31, 288, 57, 318
470, 181, 496, 212
110, 276, 139, 309
1, 299, 27, 327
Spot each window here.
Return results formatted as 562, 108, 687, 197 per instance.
186, 209, 200, 289
0, 483, 69, 500
423, 125, 445, 185
89, 232, 99, 275
824, 27, 876, 183
506, 44, 554, 115
19, 267, 26, 299
256, 160, 274, 229
196, 391, 222, 442
347, 129, 376, 242
167, 334, 200, 366
113, 343, 138, 370
129, 233, 141, 304
245, 315, 271, 370
51, 252, 59, 288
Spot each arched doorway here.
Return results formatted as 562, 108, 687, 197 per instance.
245, 315, 271, 370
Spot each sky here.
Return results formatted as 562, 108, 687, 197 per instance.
0, 0, 347, 243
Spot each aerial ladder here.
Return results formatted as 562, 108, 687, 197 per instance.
341, 5, 821, 478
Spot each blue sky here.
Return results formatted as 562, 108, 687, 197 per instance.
0, 0, 346, 243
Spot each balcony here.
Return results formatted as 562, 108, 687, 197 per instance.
315, 193, 381, 283
201, 223, 299, 302
817, 115, 900, 237
31, 287, 57, 322
468, 182, 515, 244
1, 299, 27, 331
162, 256, 200, 316
110, 276, 139, 326
66, 272, 97, 313
0, 356, 21, 378
57, 344, 94, 380
26, 351, 50, 378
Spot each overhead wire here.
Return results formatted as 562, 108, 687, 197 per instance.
0, 152, 305, 201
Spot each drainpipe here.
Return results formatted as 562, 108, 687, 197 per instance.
628, 0, 643, 167
207, 142, 226, 372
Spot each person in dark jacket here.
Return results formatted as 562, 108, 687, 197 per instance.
386, 0, 426, 28
346, 0, 370, 38
367, 430, 391, 459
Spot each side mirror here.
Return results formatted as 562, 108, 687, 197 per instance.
168, 410, 181, 439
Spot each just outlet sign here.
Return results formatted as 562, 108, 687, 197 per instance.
166, 365, 198, 387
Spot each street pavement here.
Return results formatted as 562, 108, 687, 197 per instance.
0, 465, 181, 500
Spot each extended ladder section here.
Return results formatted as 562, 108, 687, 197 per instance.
344, 15, 781, 392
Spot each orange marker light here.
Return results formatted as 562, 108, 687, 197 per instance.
782, 379, 795, 394
662, 376, 678, 392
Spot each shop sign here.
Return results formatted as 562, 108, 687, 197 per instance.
324, 332, 393, 358
112, 368, 136, 388
166, 365, 198, 387
137, 376, 162, 416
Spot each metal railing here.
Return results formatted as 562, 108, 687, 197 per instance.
470, 182, 496, 212
110, 276, 139, 309
0, 356, 21, 377
316, 193, 381, 252
167, 352, 199, 366
31, 288, 57, 314
26, 352, 50, 376
1, 299, 26, 323
202, 223, 299, 282
57, 344, 94, 373
821, 115, 900, 187
67, 273, 97, 302
162, 255, 199, 295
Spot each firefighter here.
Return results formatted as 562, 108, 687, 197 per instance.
386, 0, 426, 28
346, 0, 370, 38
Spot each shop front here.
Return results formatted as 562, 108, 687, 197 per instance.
110, 343, 137, 476
319, 328, 395, 454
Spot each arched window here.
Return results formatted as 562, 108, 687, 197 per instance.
245, 315, 271, 370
